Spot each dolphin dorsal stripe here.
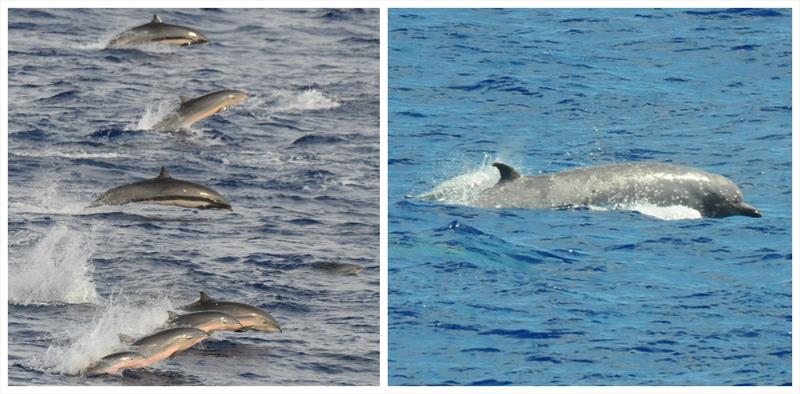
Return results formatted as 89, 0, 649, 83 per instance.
157, 167, 171, 179
199, 291, 213, 303
493, 162, 522, 185
151, 14, 163, 24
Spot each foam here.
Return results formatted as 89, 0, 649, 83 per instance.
268, 88, 341, 113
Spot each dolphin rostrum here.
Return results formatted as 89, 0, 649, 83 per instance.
164, 310, 244, 333
84, 351, 148, 377
180, 292, 282, 333
107, 14, 210, 48
470, 162, 761, 218
153, 90, 249, 132
118, 327, 209, 366
90, 167, 232, 210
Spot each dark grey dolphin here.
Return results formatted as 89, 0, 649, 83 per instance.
164, 310, 244, 333
118, 327, 208, 365
311, 262, 364, 275
90, 167, 232, 210
471, 162, 761, 218
153, 90, 248, 132
84, 351, 147, 377
106, 14, 210, 48
179, 292, 282, 333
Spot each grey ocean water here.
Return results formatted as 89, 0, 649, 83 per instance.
8, 8, 379, 385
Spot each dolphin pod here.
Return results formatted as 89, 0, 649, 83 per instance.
90, 166, 232, 210
153, 89, 249, 132
470, 162, 761, 218
85, 293, 281, 376
106, 14, 210, 48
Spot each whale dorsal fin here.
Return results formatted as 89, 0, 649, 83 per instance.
493, 162, 522, 185
157, 167, 171, 179
179, 95, 191, 104
118, 334, 135, 345
151, 14, 163, 24
167, 310, 180, 320
199, 291, 212, 303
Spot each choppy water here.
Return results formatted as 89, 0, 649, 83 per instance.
388, 8, 792, 385
8, 8, 379, 385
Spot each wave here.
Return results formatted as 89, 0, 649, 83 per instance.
9, 223, 99, 305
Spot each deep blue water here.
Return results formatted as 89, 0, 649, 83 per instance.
8, 8, 378, 385
388, 9, 792, 385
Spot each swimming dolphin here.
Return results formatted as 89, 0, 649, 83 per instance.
84, 351, 148, 377
164, 310, 244, 333
311, 262, 364, 275
118, 327, 209, 366
179, 292, 282, 333
107, 14, 210, 48
90, 167, 232, 210
153, 90, 249, 132
470, 162, 761, 218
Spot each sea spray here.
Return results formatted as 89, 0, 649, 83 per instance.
33, 293, 174, 375
9, 223, 99, 305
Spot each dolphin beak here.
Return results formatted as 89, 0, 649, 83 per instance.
736, 202, 762, 218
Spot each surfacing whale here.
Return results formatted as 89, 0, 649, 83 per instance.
106, 14, 210, 48
469, 162, 761, 218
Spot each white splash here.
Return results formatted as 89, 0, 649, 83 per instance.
11, 150, 123, 160
135, 100, 177, 130
619, 202, 703, 221
416, 156, 501, 205
8, 174, 91, 216
9, 223, 99, 305
32, 295, 174, 375
268, 88, 341, 113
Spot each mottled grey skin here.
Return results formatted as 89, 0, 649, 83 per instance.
153, 90, 248, 132
164, 310, 244, 333
472, 162, 761, 218
107, 14, 210, 48
119, 327, 209, 359
84, 351, 146, 377
90, 167, 231, 210
311, 262, 364, 275
180, 292, 282, 333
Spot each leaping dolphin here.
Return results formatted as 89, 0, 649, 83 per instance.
106, 14, 210, 48
153, 90, 249, 132
90, 167, 232, 210
118, 327, 209, 367
470, 162, 761, 218
84, 351, 148, 377
180, 291, 282, 333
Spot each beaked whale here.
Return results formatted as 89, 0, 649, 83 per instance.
106, 14, 210, 48
90, 167, 232, 210
470, 162, 761, 218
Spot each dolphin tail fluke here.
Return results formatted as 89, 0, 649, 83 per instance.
493, 162, 522, 185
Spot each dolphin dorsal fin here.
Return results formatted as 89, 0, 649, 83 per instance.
118, 334, 135, 345
199, 291, 212, 303
493, 162, 522, 185
151, 14, 163, 24
179, 95, 191, 104
157, 166, 171, 179
167, 310, 180, 319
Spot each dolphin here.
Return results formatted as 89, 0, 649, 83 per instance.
84, 351, 148, 377
90, 167, 232, 210
310, 262, 364, 275
470, 162, 761, 218
153, 90, 249, 132
179, 292, 282, 333
118, 327, 209, 366
164, 310, 244, 333
107, 14, 210, 48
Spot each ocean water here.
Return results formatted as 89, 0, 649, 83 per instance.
8, 8, 379, 385
388, 9, 792, 385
